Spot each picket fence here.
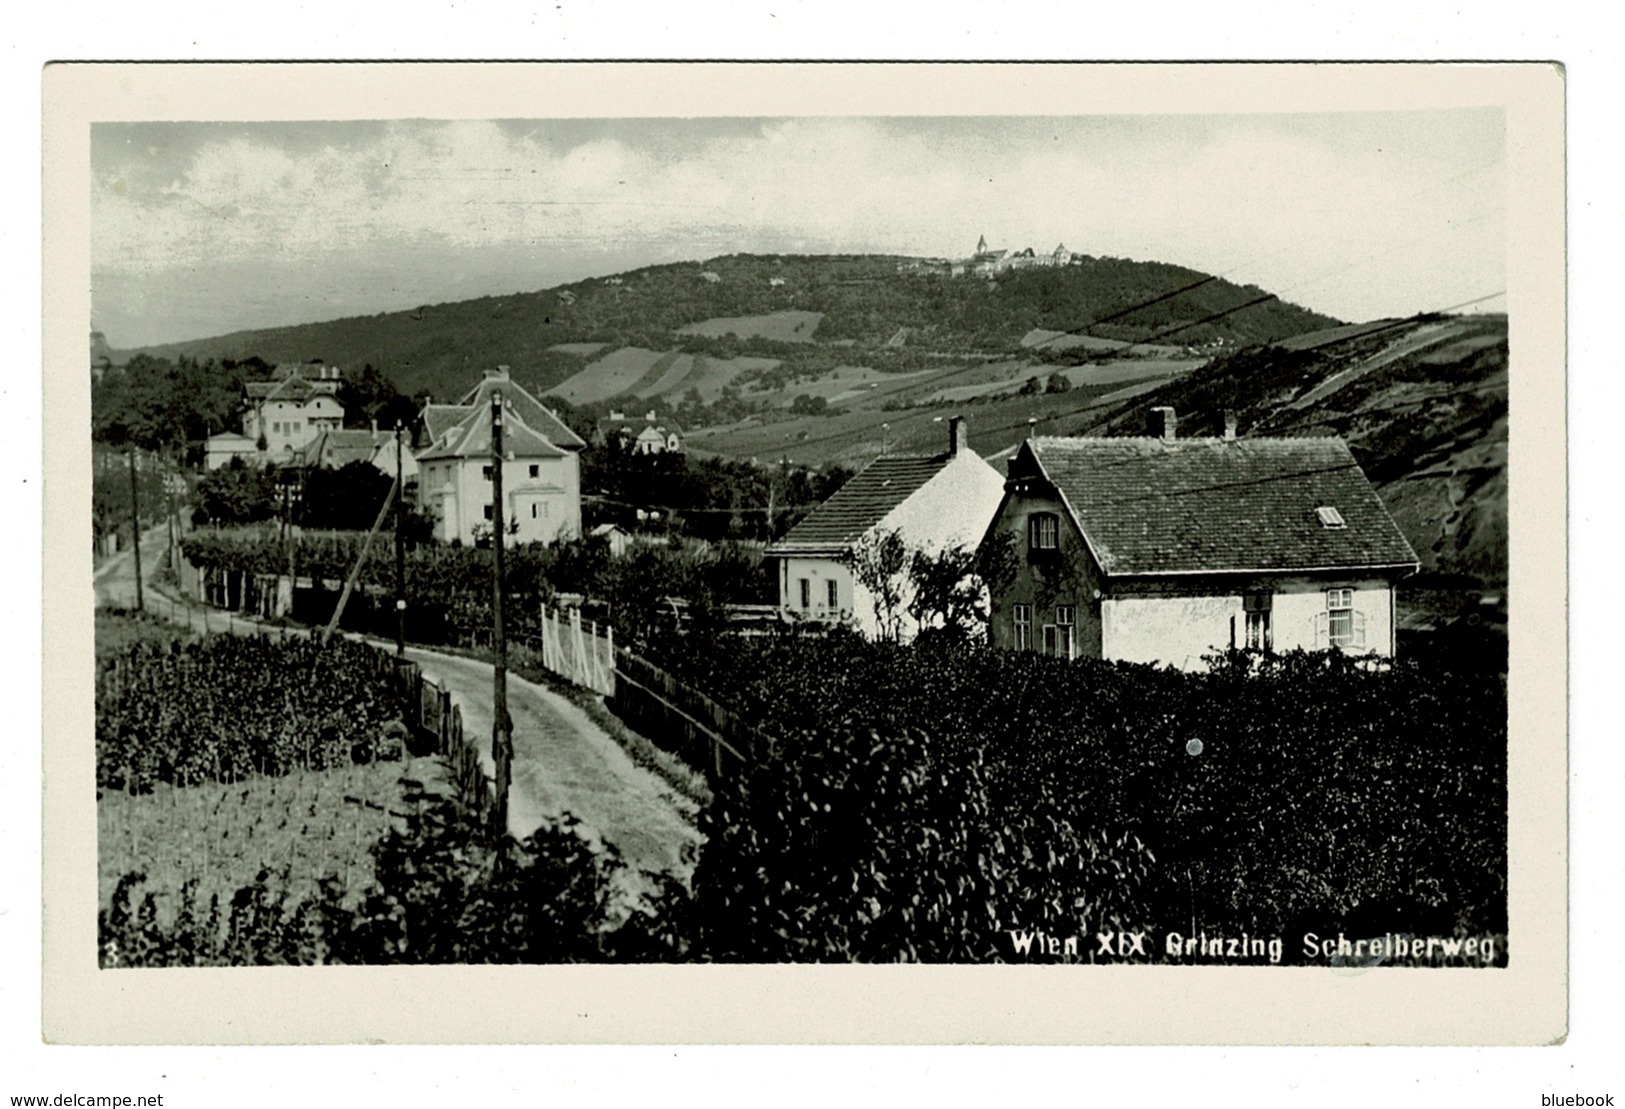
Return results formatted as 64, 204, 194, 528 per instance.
531, 606, 616, 697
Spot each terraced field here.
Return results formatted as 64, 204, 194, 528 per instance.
547, 346, 669, 405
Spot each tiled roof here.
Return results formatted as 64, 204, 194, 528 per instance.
416, 405, 568, 462
768, 453, 953, 554
420, 404, 471, 444
415, 372, 586, 462
298, 428, 386, 469
452, 374, 587, 450
1020, 436, 1419, 576
243, 376, 341, 402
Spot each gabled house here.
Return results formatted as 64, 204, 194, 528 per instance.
295, 424, 421, 488
413, 367, 586, 546
765, 417, 1007, 640
596, 411, 683, 455
980, 409, 1420, 669
240, 365, 347, 458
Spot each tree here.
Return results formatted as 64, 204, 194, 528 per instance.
194, 457, 280, 526
1045, 371, 1072, 394
851, 528, 908, 642
906, 533, 1019, 646
299, 460, 399, 531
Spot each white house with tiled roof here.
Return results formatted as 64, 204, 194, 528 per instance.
414, 367, 585, 546
240, 365, 346, 457
765, 417, 1006, 640
981, 407, 1420, 669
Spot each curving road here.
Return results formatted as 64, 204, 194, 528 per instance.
95, 528, 700, 895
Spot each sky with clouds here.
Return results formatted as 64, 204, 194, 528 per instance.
91, 111, 1505, 349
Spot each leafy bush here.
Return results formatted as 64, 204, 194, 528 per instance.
96, 631, 406, 794
693, 724, 1154, 961
661, 636, 1507, 953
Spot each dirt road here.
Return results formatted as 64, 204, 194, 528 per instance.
96, 539, 700, 892
403, 646, 700, 886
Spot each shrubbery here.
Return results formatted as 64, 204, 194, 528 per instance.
96, 631, 406, 794
663, 635, 1508, 955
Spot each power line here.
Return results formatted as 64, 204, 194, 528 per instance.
1031, 154, 1505, 344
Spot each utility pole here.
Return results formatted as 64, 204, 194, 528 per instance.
127, 447, 144, 612
394, 420, 407, 657
164, 447, 177, 571
490, 391, 512, 839
284, 477, 297, 619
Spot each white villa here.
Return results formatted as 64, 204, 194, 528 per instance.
414, 367, 586, 546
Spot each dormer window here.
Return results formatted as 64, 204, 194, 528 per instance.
1315, 506, 1346, 529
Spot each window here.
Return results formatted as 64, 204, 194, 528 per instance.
1013, 603, 1033, 651
483, 504, 493, 521
529, 464, 540, 478
799, 578, 811, 609
1315, 506, 1346, 529
1326, 588, 1353, 646
1028, 512, 1059, 551
1315, 588, 1366, 650
1049, 605, 1077, 660
531, 504, 538, 519
826, 579, 838, 609
1244, 594, 1273, 651
482, 465, 493, 481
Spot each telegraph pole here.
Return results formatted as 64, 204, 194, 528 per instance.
490, 391, 512, 838
126, 447, 144, 612
394, 420, 407, 657
164, 448, 177, 571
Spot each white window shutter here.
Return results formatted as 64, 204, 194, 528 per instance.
1353, 609, 1367, 649
1313, 611, 1329, 649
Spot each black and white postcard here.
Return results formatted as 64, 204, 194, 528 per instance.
42, 61, 1566, 1044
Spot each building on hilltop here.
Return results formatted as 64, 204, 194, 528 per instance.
979, 407, 1420, 670
414, 367, 586, 546
90, 330, 126, 384
765, 416, 1006, 641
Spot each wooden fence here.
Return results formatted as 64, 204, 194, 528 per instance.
529, 606, 616, 696
608, 649, 773, 780
398, 654, 493, 819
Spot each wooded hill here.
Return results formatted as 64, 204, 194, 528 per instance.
113, 252, 1339, 404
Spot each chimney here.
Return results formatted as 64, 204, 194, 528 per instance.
484, 365, 510, 381
1148, 406, 1177, 441
948, 415, 968, 456
370, 418, 377, 434
1223, 410, 1238, 441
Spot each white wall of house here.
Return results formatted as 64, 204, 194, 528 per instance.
204, 434, 261, 471
1100, 578, 1397, 670
368, 437, 420, 483
878, 450, 1008, 556
243, 395, 344, 456
778, 555, 858, 629
777, 449, 1007, 640
420, 452, 580, 546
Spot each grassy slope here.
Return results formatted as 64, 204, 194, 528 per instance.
99, 756, 447, 925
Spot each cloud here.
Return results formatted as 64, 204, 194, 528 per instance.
91, 113, 1505, 341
